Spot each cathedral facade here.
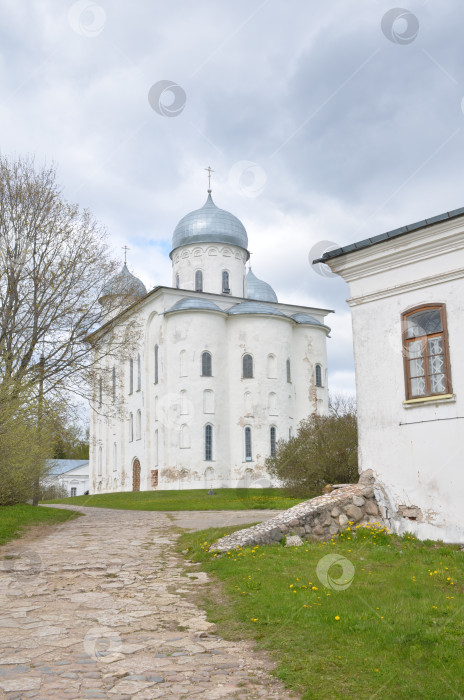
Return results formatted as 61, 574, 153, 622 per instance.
89, 190, 331, 493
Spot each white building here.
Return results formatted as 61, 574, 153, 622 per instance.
320, 205, 464, 542
46, 460, 89, 497
89, 189, 331, 493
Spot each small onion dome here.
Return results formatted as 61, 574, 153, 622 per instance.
171, 192, 249, 256
165, 297, 223, 314
99, 263, 147, 304
291, 313, 324, 326
246, 268, 278, 303
227, 301, 288, 318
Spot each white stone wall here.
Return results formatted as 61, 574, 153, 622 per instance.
171, 243, 247, 297
89, 287, 331, 494
327, 218, 464, 542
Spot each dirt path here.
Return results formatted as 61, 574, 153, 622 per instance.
0, 506, 295, 699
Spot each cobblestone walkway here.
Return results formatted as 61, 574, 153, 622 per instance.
0, 506, 295, 699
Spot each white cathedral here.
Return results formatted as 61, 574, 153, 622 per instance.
89, 187, 331, 493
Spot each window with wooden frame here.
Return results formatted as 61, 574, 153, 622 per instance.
402, 304, 451, 399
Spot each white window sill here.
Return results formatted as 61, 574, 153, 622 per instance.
403, 393, 456, 408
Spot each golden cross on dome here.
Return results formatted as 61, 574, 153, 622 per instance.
205, 166, 214, 192
122, 245, 130, 264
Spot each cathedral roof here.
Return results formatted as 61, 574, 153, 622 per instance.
171, 192, 249, 255
99, 263, 147, 301
166, 297, 223, 314
246, 268, 278, 303
291, 313, 324, 326
227, 301, 288, 318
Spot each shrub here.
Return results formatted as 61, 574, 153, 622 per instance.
265, 395, 358, 497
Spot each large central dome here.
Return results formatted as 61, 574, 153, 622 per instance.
170, 192, 249, 256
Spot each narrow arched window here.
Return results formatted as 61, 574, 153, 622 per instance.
180, 350, 187, 377
180, 424, 190, 449
136, 409, 141, 440
154, 345, 159, 384
112, 367, 116, 401
203, 389, 214, 414
98, 446, 102, 476
201, 351, 212, 377
137, 354, 141, 391
267, 354, 277, 378
245, 427, 252, 461
195, 270, 203, 292
205, 424, 213, 461
154, 429, 159, 467
286, 358, 291, 383
315, 364, 322, 387
113, 443, 117, 472
129, 358, 134, 394
176, 274, 180, 289
129, 413, 134, 442
270, 426, 277, 457
243, 354, 253, 379
268, 392, 277, 415
222, 270, 230, 294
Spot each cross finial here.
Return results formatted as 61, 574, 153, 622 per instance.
205, 166, 214, 192
122, 245, 130, 264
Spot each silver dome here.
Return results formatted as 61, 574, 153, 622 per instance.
246, 268, 278, 303
227, 301, 289, 318
99, 263, 147, 301
170, 193, 249, 255
166, 297, 224, 314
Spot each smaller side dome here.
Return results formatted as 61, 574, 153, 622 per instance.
228, 301, 288, 318
246, 268, 278, 303
291, 313, 323, 326
166, 297, 224, 314
99, 263, 147, 302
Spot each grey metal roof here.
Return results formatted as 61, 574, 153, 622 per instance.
99, 263, 147, 300
246, 268, 278, 303
291, 313, 323, 326
227, 301, 289, 318
170, 192, 249, 255
47, 459, 89, 475
165, 297, 224, 314
314, 205, 464, 262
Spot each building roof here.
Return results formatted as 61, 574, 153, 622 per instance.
291, 313, 324, 326
47, 459, 89, 475
314, 205, 464, 262
171, 192, 249, 255
99, 263, 147, 301
227, 301, 289, 318
165, 297, 223, 314
246, 268, 278, 303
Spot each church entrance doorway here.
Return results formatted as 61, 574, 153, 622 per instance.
132, 459, 141, 491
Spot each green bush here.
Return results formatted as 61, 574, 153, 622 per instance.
265, 396, 358, 497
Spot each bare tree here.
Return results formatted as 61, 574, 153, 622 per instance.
0, 155, 124, 399
0, 155, 138, 504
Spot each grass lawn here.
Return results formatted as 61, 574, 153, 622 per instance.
42, 488, 304, 511
0, 504, 81, 546
179, 523, 464, 699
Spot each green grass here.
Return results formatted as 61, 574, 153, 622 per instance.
179, 523, 464, 699
42, 488, 304, 511
0, 504, 81, 546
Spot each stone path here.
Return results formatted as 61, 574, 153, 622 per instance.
0, 506, 295, 700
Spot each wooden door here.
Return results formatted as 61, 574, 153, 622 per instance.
132, 459, 141, 491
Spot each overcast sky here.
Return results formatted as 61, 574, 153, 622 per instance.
1, 0, 463, 396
